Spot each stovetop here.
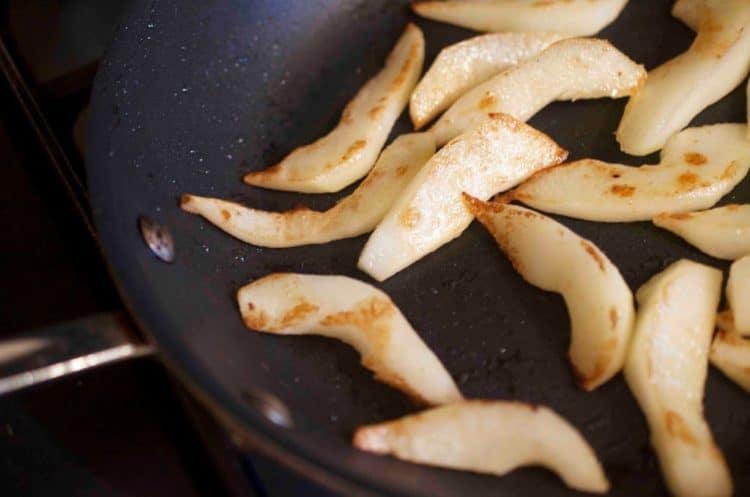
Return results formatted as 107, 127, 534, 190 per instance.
0, 2, 338, 495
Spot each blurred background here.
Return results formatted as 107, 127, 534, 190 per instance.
0, 2, 333, 495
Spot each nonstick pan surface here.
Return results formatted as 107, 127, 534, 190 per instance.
87, 1, 750, 495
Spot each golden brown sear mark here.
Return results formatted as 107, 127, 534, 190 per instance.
338, 139, 367, 165
394, 164, 410, 177
221, 209, 231, 220
609, 184, 636, 197
720, 161, 738, 180
399, 207, 421, 228
275, 301, 319, 329
571, 337, 617, 391
390, 42, 420, 92
580, 240, 606, 272
243, 308, 268, 331
479, 93, 497, 110
609, 307, 619, 329
665, 410, 698, 446
684, 152, 708, 166
666, 212, 693, 220
321, 297, 395, 354
677, 172, 700, 189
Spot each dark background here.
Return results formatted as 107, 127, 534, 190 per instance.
0, 1, 333, 495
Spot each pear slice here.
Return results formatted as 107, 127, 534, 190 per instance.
429, 38, 645, 146
464, 196, 635, 390
624, 260, 732, 497
727, 255, 750, 336
514, 123, 750, 222
358, 113, 567, 282
409, 32, 566, 130
671, 0, 750, 140
616, 0, 750, 156
237, 273, 462, 405
710, 311, 750, 392
411, 0, 628, 37
243, 24, 424, 193
353, 400, 610, 494
653, 204, 750, 260
181, 133, 435, 248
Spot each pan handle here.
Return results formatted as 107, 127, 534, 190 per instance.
0, 312, 155, 395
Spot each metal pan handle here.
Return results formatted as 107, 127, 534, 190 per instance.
0, 312, 154, 395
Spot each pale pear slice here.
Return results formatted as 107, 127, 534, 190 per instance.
237, 273, 462, 405
710, 311, 750, 392
624, 260, 732, 497
653, 204, 750, 260
672, 0, 703, 31
353, 400, 610, 494
358, 113, 567, 282
243, 24, 424, 193
514, 123, 750, 222
670, 2, 750, 141
181, 133, 435, 248
727, 255, 750, 336
464, 196, 635, 390
429, 38, 645, 146
616, 0, 750, 156
409, 32, 566, 130
411, 0, 627, 37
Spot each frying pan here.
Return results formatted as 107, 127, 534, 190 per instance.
81, 0, 750, 495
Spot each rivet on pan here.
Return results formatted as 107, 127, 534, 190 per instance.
138, 216, 175, 263
242, 389, 293, 428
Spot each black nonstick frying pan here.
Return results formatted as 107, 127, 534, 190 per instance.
85, 1, 750, 495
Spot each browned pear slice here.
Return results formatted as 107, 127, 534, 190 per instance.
464, 196, 635, 390
617, 0, 750, 155
358, 114, 567, 281
411, 0, 627, 36
429, 38, 645, 146
653, 204, 750, 261
181, 133, 434, 248
514, 124, 750, 222
710, 311, 750, 393
353, 400, 610, 494
409, 32, 566, 129
243, 24, 424, 193
727, 255, 750, 336
237, 273, 462, 405
624, 260, 732, 497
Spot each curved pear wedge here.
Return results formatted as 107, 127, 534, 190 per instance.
237, 273, 462, 405
653, 204, 750, 260
514, 124, 750, 222
616, 0, 750, 155
409, 32, 566, 129
358, 114, 567, 282
353, 400, 610, 494
411, 0, 627, 36
430, 38, 645, 146
181, 133, 435, 248
624, 260, 732, 497
710, 311, 750, 392
464, 196, 635, 390
243, 24, 424, 193
727, 255, 750, 336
